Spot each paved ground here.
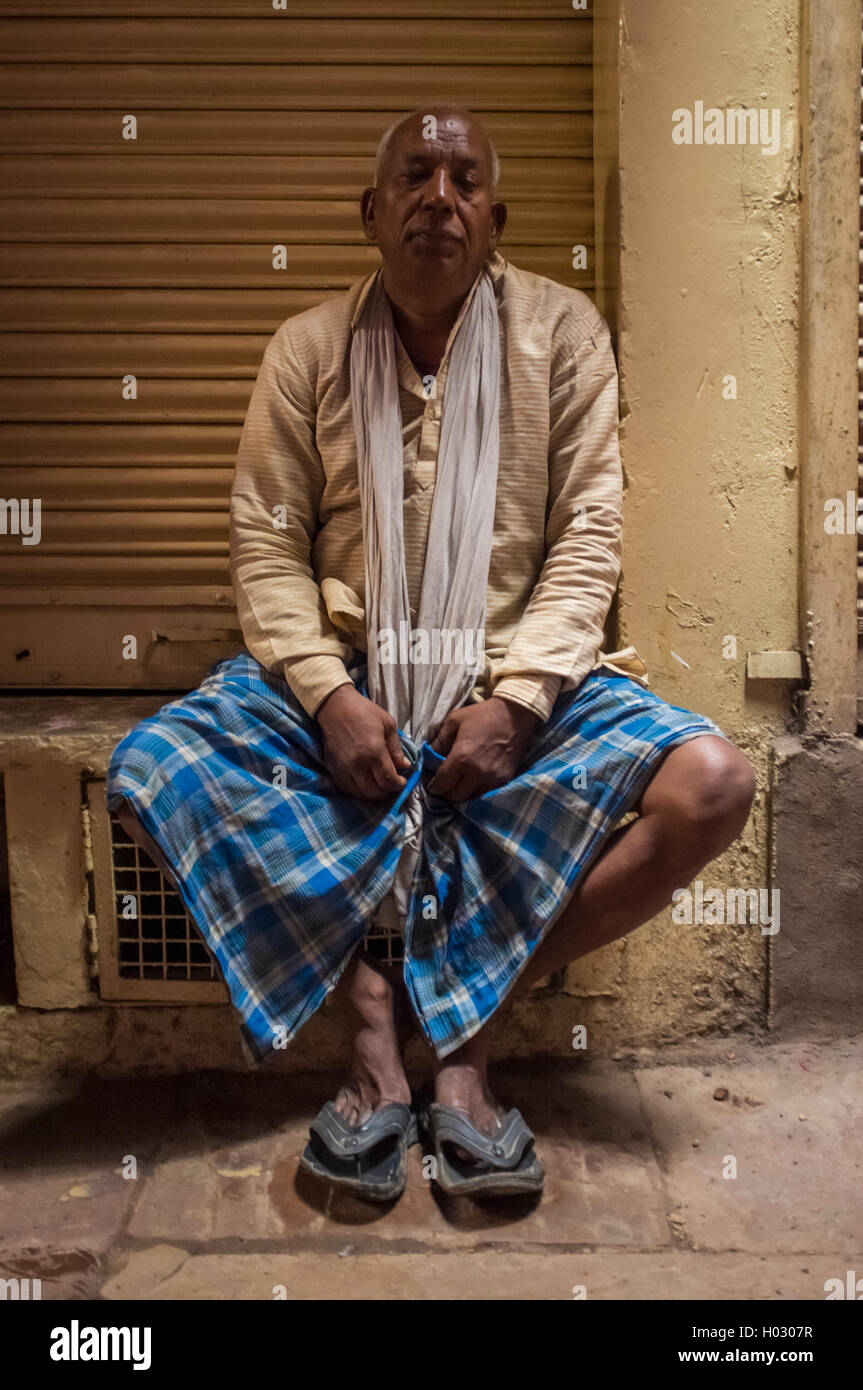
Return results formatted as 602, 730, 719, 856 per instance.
0, 1032, 860, 1300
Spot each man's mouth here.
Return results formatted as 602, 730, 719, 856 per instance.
411, 227, 460, 243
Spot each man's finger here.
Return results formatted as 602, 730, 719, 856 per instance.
385, 725, 412, 771
433, 773, 474, 803
429, 754, 502, 802
427, 752, 465, 797
430, 714, 460, 756
355, 769, 392, 801
448, 765, 487, 801
325, 754, 378, 803
370, 753, 406, 794
328, 764, 361, 800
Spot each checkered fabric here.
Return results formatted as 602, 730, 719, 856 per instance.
106, 651, 724, 1060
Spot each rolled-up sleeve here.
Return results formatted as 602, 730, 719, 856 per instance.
229, 325, 355, 717
491, 311, 623, 722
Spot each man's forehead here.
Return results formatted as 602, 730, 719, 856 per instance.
390, 115, 491, 163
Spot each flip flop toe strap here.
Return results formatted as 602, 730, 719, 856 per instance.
309, 1101, 413, 1160
430, 1105, 535, 1170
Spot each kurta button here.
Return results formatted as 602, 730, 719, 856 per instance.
492, 1143, 504, 1156
346, 1138, 358, 1147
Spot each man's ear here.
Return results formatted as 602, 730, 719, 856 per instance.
489, 201, 507, 248
360, 187, 377, 242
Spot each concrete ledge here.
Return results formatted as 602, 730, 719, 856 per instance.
0, 695, 170, 775
0, 992, 764, 1080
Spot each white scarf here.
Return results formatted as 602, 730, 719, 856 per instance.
349, 266, 501, 923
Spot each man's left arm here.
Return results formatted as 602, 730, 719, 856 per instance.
491, 310, 623, 722
428, 311, 622, 801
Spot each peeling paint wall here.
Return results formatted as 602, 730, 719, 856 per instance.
591, 0, 802, 1044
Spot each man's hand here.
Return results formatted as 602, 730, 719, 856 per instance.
427, 696, 542, 802
316, 683, 412, 801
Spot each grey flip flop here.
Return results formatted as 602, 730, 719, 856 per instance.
418, 1091, 545, 1197
299, 1100, 419, 1202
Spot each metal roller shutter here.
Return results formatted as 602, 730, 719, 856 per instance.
0, 0, 596, 688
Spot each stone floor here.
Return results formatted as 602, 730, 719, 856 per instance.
0, 1032, 860, 1300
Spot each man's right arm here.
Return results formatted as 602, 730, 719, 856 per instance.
229, 323, 411, 799
229, 324, 354, 718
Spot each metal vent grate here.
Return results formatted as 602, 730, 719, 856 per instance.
108, 812, 407, 973
363, 887, 405, 965
364, 917, 405, 966
109, 815, 218, 984
87, 781, 227, 1003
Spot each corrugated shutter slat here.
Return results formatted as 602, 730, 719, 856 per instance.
0, 18, 590, 65
0, 65, 593, 110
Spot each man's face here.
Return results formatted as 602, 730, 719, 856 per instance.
361, 112, 506, 301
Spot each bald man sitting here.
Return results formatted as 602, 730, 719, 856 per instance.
108, 106, 754, 1202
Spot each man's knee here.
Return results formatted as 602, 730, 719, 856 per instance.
114, 797, 155, 854
652, 737, 756, 848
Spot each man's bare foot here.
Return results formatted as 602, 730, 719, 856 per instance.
331, 953, 413, 1127
433, 1031, 505, 1150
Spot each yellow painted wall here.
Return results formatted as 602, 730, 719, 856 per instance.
549, 0, 802, 1051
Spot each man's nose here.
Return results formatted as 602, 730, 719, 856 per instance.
421, 166, 455, 207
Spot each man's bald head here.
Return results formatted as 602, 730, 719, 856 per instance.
375, 106, 500, 192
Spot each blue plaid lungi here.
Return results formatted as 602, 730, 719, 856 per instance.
106, 650, 724, 1059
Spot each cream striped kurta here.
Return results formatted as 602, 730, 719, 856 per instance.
229, 250, 645, 725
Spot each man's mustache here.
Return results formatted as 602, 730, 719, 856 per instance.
409, 225, 463, 242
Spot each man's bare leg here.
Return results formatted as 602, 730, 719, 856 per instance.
330, 952, 414, 1125
115, 801, 173, 882
434, 735, 756, 1131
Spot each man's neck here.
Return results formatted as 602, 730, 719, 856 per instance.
383, 277, 471, 378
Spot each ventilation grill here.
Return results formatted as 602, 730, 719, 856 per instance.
364, 917, 405, 966
109, 814, 218, 984
109, 812, 407, 971
87, 780, 404, 1000
87, 781, 226, 1002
